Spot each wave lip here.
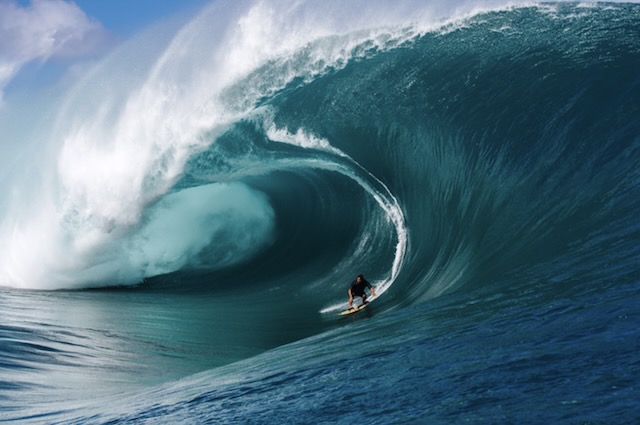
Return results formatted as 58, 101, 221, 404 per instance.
1, 0, 638, 293
2, 0, 447, 290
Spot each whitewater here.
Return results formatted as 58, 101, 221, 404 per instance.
1, 1, 639, 423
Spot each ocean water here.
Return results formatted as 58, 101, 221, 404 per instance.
1, 1, 639, 423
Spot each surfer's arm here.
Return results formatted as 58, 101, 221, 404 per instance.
369, 285, 377, 297
348, 289, 354, 306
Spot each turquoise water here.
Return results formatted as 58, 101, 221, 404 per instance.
1, 2, 639, 423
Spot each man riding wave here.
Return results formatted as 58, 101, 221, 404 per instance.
348, 274, 376, 308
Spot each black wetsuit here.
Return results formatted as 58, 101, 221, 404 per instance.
350, 278, 372, 297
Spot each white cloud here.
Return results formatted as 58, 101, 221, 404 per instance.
0, 0, 107, 100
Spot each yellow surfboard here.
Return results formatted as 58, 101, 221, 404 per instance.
339, 303, 369, 316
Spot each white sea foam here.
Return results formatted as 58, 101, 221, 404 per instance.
0, 0, 526, 289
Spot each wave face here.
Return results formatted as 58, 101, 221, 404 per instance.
1, 1, 639, 423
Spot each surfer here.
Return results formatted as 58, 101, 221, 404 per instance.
348, 274, 376, 308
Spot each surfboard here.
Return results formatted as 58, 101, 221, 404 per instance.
339, 302, 369, 316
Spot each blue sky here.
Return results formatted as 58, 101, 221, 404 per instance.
0, 0, 211, 102
73, 0, 210, 34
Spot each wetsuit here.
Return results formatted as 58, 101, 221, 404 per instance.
350, 278, 372, 297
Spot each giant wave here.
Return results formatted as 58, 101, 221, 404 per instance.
0, 1, 639, 423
